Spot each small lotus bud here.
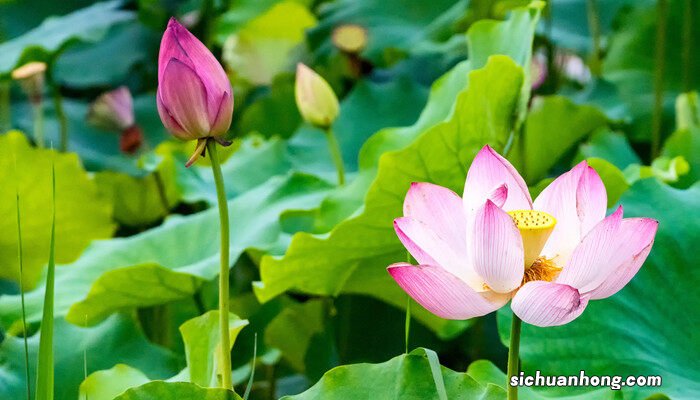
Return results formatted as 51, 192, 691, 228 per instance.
87, 86, 135, 132
295, 63, 339, 129
531, 51, 547, 90
11, 62, 47, 104
157, 18, 234, 142
332, 24, 368, 54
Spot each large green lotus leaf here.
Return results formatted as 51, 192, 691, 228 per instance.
79, 364, 150, 400
179, 311, 249, 387
94, 147, 180, 227
264, 299, 327, 374
510, 95, 609, 182
306, 0, 469, 65
0, 172, 332, 327
0, 0, 95, 40
282, 347, 504, 399
213, 0, 313, 45
222, 1, 316, 85
0, 315, 180, 400
11, 95, 170, 175
0, 0, 134, 76
467, 360, 619, 400
498, 179, 700, 400
53, 21, 159, 88
114, 382, 242, 400
577, 129, 641, 170
0, 131, 114, 288
256, 56, 524, 339
603, 1, 700, 140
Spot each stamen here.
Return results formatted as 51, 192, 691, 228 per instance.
522, 256, 562, 284
507, 209, 556, 268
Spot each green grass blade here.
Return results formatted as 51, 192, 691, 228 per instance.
242, 333, 257, 400
16, 189, 31, 400
423, 348, 448, 400
35, 162, 56, 400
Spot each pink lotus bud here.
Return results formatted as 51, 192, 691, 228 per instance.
87, 86, 135, 132
157, 18, 233, 141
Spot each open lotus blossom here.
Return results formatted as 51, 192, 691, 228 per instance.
157, 17, 233, 165
388, 145, 658, 327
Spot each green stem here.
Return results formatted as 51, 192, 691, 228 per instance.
52, 87, 68, 152
404, 295, 411, 354
586, 0, 603, 76
324, 128, 345, 185
682, 0, 693, 92
652, 0, 668, 159
206, 139, 232, 390
1, 81, 10, 132
32, 100, 44, 148
507, 314, 522, 400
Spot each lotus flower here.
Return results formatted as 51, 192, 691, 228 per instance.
388, 145, 657, 327
157, 18, 233, 142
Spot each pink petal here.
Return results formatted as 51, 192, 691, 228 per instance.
488, 183, 508, 208
556, 207, 623, 293
470, 200, 524, 293
463, 145, 532, 214
209, 91, 234, 136
156, 92, 188, 140
388, 263, 509, 320
534, 162, 607, 265
103, 86, 134, 129
588, 218, 658, 299
159, 18, 232, 122
512, 281, 589, 327
403, 182, 467, 256
159, 59, 211, 138
394, 217, 482, 289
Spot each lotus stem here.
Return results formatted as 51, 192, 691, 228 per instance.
32, 99, 44, 148
324, 128, 345, 185
682, 0, 693, 92
651, 0, 668, 159
206, 138, 232, 390
586, 0, 602, 76
0, 81, 10, 132
507, 314, 522, 400
51, 85, 68, 152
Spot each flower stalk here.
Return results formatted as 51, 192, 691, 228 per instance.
324, 127, 345, 186
207, 138, 232, 390
507, 314, 522, 400
0, 81, 10, 132
51, 81, 68, 152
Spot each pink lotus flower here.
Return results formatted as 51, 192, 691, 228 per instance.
157, 18, 233, 142
388, 146, 657, 327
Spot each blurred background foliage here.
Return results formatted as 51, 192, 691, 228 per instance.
0, 0, 698, 399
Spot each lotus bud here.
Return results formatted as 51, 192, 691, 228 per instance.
295, 63, 339, 129
11, 62, 47, 104
157, 18, 234, 143
87, 86, 144, 155
332, 24, 368, 54
87, 86, 135, 132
